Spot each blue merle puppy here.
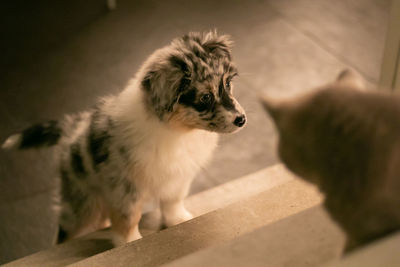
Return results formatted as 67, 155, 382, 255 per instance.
2, 31, 246, 246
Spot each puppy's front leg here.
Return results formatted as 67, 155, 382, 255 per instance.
110, 201, 142, 246
160, 181, 193, 226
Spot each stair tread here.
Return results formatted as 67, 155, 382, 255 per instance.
186, 164, 293, 217
162, 206, 345, 267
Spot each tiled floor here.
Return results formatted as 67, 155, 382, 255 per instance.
0, 0, 390, 263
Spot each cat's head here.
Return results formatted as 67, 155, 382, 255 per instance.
260, 69, 367, 185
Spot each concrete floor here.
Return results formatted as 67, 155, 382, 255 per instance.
0, 0, 390, 264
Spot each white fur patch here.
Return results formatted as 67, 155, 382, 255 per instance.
110, 82, 219, 202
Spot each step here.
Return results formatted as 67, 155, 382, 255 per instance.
68, 178, 323, 267
2, 164, 294, 267
162, 205, 345, 267
186, 163, 294, 217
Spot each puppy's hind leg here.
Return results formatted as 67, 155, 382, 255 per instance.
57, 204, 99, 243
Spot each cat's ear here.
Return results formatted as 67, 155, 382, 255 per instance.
336, 69, 365, 90
259, 95, 284, 124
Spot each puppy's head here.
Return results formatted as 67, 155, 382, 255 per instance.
139, 31, 246, 133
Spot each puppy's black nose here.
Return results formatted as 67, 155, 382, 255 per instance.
233, 114, 246, 127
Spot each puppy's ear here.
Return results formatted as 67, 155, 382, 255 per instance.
202, 31, 233, 59
141, 71, 156, 92
169, 55, 190, 77
336, 69, 365, 90
141, 62, 187, 119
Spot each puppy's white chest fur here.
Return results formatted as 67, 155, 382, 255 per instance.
113, 85, 219, 199
134, 126, 218, 198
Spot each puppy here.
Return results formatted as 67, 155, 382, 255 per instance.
260, 70, 400, 252
2, 31, 246, 246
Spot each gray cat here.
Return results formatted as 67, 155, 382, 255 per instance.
261, 69, 400, 252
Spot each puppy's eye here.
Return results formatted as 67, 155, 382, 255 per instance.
200, 93, 213, 104
226, 81, 231, 90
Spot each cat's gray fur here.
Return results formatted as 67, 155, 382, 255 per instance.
261, 70, 400, 252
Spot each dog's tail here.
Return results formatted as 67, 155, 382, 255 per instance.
2, 120, 62, 150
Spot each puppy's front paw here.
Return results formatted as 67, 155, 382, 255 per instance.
164, 208, 193, 227
140, 208, 163, 230
112, 234, 127, 247
111, 228, 142, 247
